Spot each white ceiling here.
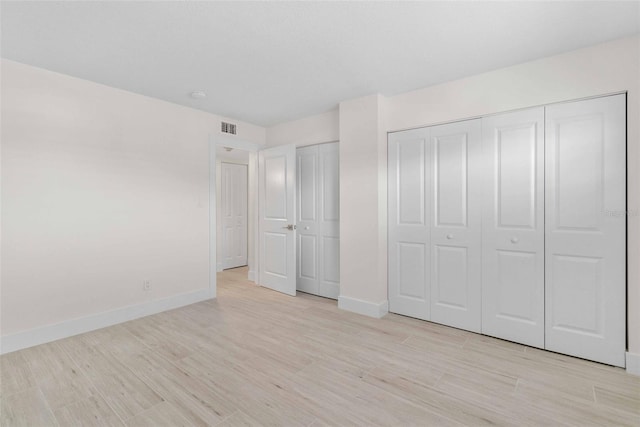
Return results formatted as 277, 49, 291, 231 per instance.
2, 2, 638, 127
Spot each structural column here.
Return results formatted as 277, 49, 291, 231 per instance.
338, 94, 389, 317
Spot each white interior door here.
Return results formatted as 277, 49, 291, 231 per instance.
481, 108, 545, 347
297, 143, 340, 299
388, 128, 430, 320
429, 119, 482, 332
545, 94, 626, 367
221, 163, 248, 270
259, 144, 297, 296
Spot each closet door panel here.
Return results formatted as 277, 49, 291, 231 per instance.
429, 119, 482, 332
482, 108, 544, 347
318, 142, 340, 299
545, 94, 626, 367
296, 146, 319, 295
388, 128, 430, 320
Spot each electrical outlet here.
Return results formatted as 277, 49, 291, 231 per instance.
142, 280, 151, 291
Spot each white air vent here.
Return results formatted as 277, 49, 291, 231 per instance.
221, 122, 237, 135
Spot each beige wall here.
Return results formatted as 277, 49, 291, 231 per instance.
3, 34, 639, 355
0, 60, 264, 339
338, 95, 388, 308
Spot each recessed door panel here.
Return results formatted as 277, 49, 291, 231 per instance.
388, 128, 430, 321
299, 151, 317, 222
497, 125, 537, 229
434, 134, 467, 227
496, 250, 538, 324
429, 120, 481, 332
264, 156, 288, 220
398, 242, 427, 299
482, 108, 544, 347
434, 245, 468, 310
322, 149, 339, 222
322, 236, 340, 284
555, 115, 604, 231
399, 139, 425, 225
299, 235, 317, 280
545, 94, 625, 367
550, 255, 603, 336
263, 232, 287, 277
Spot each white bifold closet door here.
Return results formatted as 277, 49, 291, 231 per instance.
388, 128, 430, 320
545, 95, 626, 367
481, 108, 545, 348
429, 120, 483, 332
221, 162, 248, 270
389, 120, 482, 331
296, 143, 340, 299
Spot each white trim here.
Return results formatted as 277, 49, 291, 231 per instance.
386, 91, 628, 135
338, 296, 389, 318
248, 269, 256, 281
211, 134, 261, 287
217, 134, 262, 152
0, 289, 211, 355
627, 352, 640, 376
209, 135, 218, 298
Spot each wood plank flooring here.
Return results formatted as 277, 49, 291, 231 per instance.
2, 266, 639, 426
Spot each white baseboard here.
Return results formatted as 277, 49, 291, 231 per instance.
338, 295, 388, 319
0, 289, 212, 355
627, 352, 640, 376
216, 263, 224, 272
248, 269, 256, 282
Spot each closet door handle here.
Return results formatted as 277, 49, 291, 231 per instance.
511, 237, 519, 244
446, 234, 454, 240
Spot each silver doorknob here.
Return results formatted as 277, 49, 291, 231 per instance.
446, 234, 454, 239
304, 226, 310, 230
283, 224, 296, 230
511, 237, 519, 244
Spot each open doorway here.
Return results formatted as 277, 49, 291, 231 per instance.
209, 135, 261, 298
216, 147, 249, 272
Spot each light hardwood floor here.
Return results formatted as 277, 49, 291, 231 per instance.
2, 266, 639, 426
